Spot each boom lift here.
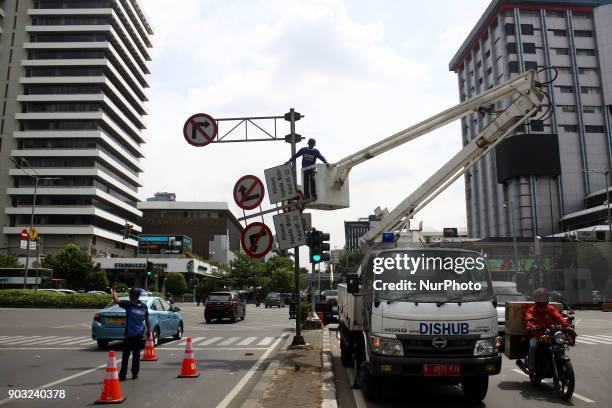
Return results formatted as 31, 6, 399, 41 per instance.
306, 70, 545, 246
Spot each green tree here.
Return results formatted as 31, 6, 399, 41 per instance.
229, 250, 264, 289
334, 251, 364, 276
0, 253, 21, 268
166, 272, 188, 295
264, 256, 294, 276
42, 244, 102, 289
269, 268, 294, 292
87, 264, 109, 290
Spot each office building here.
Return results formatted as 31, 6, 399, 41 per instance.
0, 0, 153, 258
137, 201, 243, 263
449, 0, 612, 238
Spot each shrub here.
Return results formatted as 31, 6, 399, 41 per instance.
0, 289, 112, 309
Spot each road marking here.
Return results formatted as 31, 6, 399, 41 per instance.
61, 338, 95, 345
511, 368, 595, 403
200, 337, 222, 345
0, 336, 28, 344
578, 335, 612, 344
215, 334, 287, 408
218, 337, 240, 346
51, 322, 90, 329
0, 358, 121, 406
18, 336, 62, 345
257, 337, 274, 346
575, 338, 596, 345
237, 337, 257, 346
179, 336, 205, 346
40, 336, 81, 345
1, 336, 43, 345
588, 334, 612, 341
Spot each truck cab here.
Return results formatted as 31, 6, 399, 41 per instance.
338, 244, 501, 402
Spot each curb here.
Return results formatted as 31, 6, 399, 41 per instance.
241, 334, 293, 408
321, 328, 338, 408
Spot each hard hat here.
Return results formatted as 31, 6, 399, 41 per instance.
532, 287, 549, 303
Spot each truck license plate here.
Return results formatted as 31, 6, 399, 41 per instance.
423, 364, 460, 376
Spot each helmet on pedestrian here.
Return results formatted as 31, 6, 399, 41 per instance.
532, 287, 549, 307
307, 138, 316, 147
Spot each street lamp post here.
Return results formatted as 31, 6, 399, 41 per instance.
11, 158, 60, 289
504, 201, 520, 282
583, 168, 611, 241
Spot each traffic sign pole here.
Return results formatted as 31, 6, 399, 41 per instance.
287, 108, 305, 347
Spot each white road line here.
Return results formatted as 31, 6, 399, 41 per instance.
0, 336, 12, 340
40, 336, 81, 345
257, 337, 274, 346
200, 337, 222, 345
215, 334, 287, 408
511, 369, 595, 403
0, 336, 28, 344
1, 336, 44, 345
237, 337, 257, 346
590, 335, 612, 341
61, 338, 95, 345
344, 367, 368, 408
180, 337, 205, 346
578, 335, 612, 344
28, 336, 77, 345
0, 347, 268, 351
575, 338, 596, 345
218, 337, 240, 346
18, 336, 62, 345
0, 358, 121, 406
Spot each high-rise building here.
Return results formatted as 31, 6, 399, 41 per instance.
0, 0, 153, 258
449, 0, 612, 239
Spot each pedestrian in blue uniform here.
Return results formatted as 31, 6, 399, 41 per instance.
111, 283, 151, 381
286, 138, 331, 199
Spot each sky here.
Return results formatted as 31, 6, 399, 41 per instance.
140, 0, 492, 254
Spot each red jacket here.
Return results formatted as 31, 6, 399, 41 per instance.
525, 304, 570, 337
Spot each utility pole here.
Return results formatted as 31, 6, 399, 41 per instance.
504, 201, 520, 282
288, 108, 305, 346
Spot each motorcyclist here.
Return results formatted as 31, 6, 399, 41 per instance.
524, 288, 573, 371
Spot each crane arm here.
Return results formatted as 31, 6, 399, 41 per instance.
334, 70, 544, 186
359, 71, 544, 247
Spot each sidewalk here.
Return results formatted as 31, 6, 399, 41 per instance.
245, 328, 337, 408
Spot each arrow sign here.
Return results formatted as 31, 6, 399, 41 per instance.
183, 113, 218, 147
241, 222, 273, 258
233, 175, 265, 210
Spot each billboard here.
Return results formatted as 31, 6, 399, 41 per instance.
138, 235, 193, 255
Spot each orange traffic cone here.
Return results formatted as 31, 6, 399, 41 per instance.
142, 335, 158, 361
177, 337, 199, 378
95, 350, 126, 404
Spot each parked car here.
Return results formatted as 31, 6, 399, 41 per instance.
204, 291, 246, 323
492, 281, 527, 336
56, 289, 77, 295
264, 292, 284, 308
87, 290, 106, 295
92, 296, 183, 349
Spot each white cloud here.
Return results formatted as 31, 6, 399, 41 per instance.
141, 0, 488, 255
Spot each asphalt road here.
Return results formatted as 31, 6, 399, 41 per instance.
330, 310, 612, 408
0, 303, 293, 407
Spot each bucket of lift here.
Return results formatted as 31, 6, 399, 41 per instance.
302, 164, 350, 210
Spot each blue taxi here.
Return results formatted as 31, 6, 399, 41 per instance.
92, 296, 183, 349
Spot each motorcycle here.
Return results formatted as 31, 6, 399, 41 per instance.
516, 322, 576, 401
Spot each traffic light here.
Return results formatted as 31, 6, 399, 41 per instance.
146, 261, 153, 277
122, 222, 132, 239
308, 229, 330, 263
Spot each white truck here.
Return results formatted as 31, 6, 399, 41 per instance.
312, 70, 545, 401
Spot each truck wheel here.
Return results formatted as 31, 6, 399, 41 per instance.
359, 362, 382, 402
462, 375, 489, 403
340, 338, 353, 367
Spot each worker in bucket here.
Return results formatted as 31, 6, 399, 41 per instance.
111, 283, 152, 381
286, 138, 331, 200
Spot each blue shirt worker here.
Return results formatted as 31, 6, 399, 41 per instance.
286, 138, 330, 199
111, 283, 151, 381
